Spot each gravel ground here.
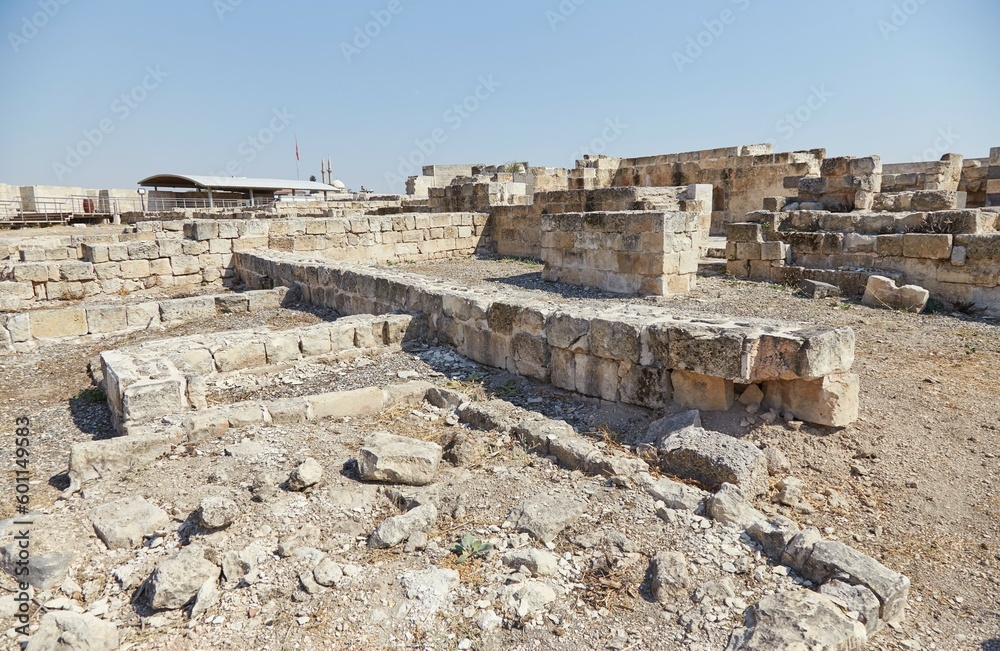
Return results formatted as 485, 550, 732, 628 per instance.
0, 259, 997, 650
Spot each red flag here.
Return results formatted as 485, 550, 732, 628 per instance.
295, 137, 300, 161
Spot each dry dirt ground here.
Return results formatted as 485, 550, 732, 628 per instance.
0, 259, 997, 651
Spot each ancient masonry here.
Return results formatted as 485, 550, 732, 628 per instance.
1, 141, 997, 648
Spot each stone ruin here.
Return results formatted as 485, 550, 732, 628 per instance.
1, 140, 997, 649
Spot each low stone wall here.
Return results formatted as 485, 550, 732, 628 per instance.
960, 158, 990, 207
0, 288, 295, 353
989, 147, 1000, 207
882, 154, 963, 193
0, 213, 491, 310
235, 251, 860, 427
726, 210, 1000, 314
790, 156, 883, 212
492, 186, 711, 259
540, 211, 700, 295
101, 313, 414, 434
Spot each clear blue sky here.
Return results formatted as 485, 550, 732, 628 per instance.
1, 0, 998, 193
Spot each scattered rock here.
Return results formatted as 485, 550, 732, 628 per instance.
862, 275, 929, 313
503, 580, 557, 618
26, 611, 119, 651
706, 484, 766, 529
800, 279, 842, 299
444, 431, 486, 466
313, 558, 343, 587
644, 410, 702, 445
658, 427, 769, 497
90, 496, 170, 550
502, 549, 559, 577
288, 457, 324, 491
738, 385, 765, 407
693, 577, 736, 604
190, 576, 220, 619
509, 490, 588, 544
277, 524, 321, 558
357, 432, 443, 486
819, 579, 882, 637
725, 590, 868, 650
639, 474, 708, 512
147, 544, 220, 611
369, 503, 438, 549
198, 496, 239, 530
649, 551, 691, 602
762, 448, 790, 476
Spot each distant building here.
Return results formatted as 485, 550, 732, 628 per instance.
137, 174, 347, 210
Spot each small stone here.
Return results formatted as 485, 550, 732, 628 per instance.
650, 552, 691, 602
288, 458, 323, 491
313, 558, 343, 587
198, 496, 239, 530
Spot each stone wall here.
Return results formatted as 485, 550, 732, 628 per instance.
960, 158, 990, 208
0, 288, 295, 353
101, 312, 413, 433
234, 250, 860, 427
989, 147, 1000, 207
572, 146, 822, 233
790, 156, 883, 212
540, 211, 701, 295
882, 154, 963, 193
492, 185, 712, 260
726, 209, 1000, 314
0, 213, 490, 309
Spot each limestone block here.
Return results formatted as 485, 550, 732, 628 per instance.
725, 590, 868, 650
5, 313, 31, 343
45, 281, 85, 301
545, 312, 590, 352
108, 244, 128, 261
31, 308, 88, 339
667, 324, 745, 381
861, 275, 929, 313
671, 370, 734, 412
511, 333, 550, 381
357, 432, 443, 486
658, 427, 768, 497
299, 326, 333, 356
549, 348, 576, 391
59, 261, 95, 281
589, 318, 641, 363
751, 326, 855, 382
902, 234, 952, 259
574, 354, 621, 401
0, 281, 34, 301
12, 263, 48, 283
618, 365, 671, 409
122, 378, 187, 424
120, 259, 151, 279
307, 387, 386, 420
185, 221, 219, 241
214, 340, 266, 373
126, 241, 160, 259
264, 333, 301, 365
798, 540, 910, 624
159, 296, 216, 323
170, 255, 202, 276
90, 496, 170, 550
126, 303, 161, 328
763, 372, 859, 427
265, 397, 311, 424
86, 306, 128, 334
